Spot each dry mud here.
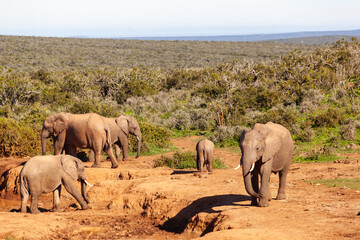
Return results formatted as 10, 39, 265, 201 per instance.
0, 136, 359, 239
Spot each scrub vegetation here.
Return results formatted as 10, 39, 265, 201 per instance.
0, 35, 359, 161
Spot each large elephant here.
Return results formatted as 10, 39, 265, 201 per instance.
41, 112, 118, 168
239, 122, 293, 207
89, 115, 142, 161
20, 155, 91, 214
196, 139, 214, 172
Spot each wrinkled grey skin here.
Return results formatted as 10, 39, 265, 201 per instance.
196, 139, 215, 172
239, 122, 293, 207
41, 112, 118, 168
89, 115, 142, 161
20, 155, 90, 214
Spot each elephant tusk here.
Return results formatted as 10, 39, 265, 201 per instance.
249, 162, 255, 172
234, 164, 241, 170
136, 136, 140, 141
84, 180, 94, 187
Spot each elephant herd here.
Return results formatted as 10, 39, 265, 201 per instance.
20, 112, 141, 213
19, 112, 294, 213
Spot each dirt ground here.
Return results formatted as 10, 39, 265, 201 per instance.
0, 136, 359, 240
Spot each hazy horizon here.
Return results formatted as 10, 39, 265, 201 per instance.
1, 0, 359, 38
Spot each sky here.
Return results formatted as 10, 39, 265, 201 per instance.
1, 0, 359, 37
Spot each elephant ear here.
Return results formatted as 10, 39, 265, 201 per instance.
239, 129, 248, 145
61, 156, 78, 180
53, 114, 68, 137
262, 130, 281, 163
115, 116, 129, 136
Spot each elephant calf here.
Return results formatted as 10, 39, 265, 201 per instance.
196, 139, 215, 172
239, 122, 293, 207
19, 155, 91, 214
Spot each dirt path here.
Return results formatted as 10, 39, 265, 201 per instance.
0, 136, 359, 239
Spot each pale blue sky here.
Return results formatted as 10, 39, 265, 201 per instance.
1, 0, 359, 37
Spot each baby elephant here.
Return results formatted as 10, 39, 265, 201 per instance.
196, 139, 215, 172
19, 155, 91, 214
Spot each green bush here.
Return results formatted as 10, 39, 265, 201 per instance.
153, 151, 226, 169
259, 106, 299, 134
0, 117, 40, 157
310, 108, 346, 128
154, 151, 196, 169
69, 99, 120, 117
210, 125, 247, 147
128, 121, 172, 153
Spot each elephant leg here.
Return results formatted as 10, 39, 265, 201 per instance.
121, 137, 129, 161
104, 145, 118, 168
114, 143, 122, 162
206, 152, 213, 173
52, 185, 62, 212
91, 149, 102, 168
251, 169, 259, 206
89, 150, 95, 162
30, 193, 41, 214
198, 152, 205, 172
258, 168, 271, 207
62, 177, 88, 210
53, 132, 66, 155
276, 164, 289, 200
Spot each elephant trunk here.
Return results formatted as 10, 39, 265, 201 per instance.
41, 129, 49, 155
81, 180, 90, 204
135, 132, 142, 158
242, 156, 259, 198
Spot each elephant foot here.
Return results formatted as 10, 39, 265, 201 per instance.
122, 158, 129, 161
111, 164, 119, 169
30, 208, 40, 214
258, 199, 270, 207
276, 193, 286, 200
81, 204, 90, 210
91, 163, 101, 168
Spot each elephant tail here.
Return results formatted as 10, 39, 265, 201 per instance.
204, 149, 208, 164
103, 127, 111, 151
19, 172, 29, 198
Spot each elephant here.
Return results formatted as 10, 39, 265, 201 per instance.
196, 139, 214, 172
88, 115, 142, 162
41, 112, 118, 168
238, 122, 293, 207
19, 155, 91, 214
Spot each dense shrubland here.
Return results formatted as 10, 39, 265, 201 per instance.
0, 35, 359, 160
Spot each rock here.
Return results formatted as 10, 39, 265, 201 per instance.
0, 165, 22, 199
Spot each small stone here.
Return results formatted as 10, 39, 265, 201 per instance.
344, 160, 351, 164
